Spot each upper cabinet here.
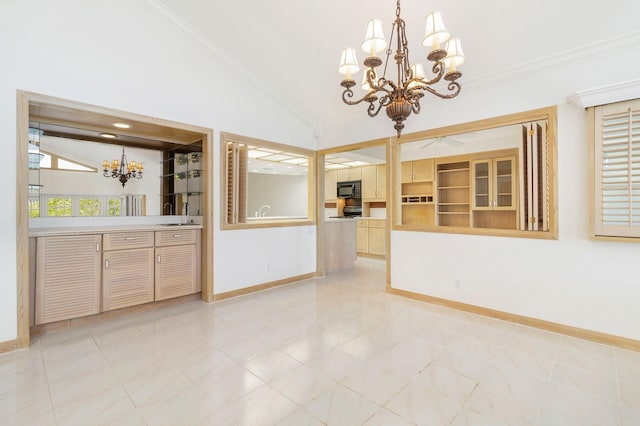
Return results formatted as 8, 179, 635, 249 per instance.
401, 159, 434, 183
337, 167, 362, 182
472, 156, 516, 211
325, 169, 338, 202
361, 164, 386, 201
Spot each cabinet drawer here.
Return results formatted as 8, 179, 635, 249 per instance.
155, 229, 198, 246
369, 219, 386, 228
357, 219, 369, 228
103, 231, 154, 251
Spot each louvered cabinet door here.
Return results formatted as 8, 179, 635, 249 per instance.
35, 234, 102, 325
103, 248, 154, 311
155, 244, 197, 301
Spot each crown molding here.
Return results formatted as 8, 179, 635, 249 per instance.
136, 0, 315, 130
465, 30, 640, 89
568, 79, 640, 108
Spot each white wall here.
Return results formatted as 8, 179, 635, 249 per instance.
0, 0, 316, 342
247, 173, 308, 218
320, 47, 640, 340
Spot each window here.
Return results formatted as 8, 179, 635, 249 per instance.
36, 194, 145, 217
221, 132, 315, 228
592, 99, 640, 238
394, 107, 557, 239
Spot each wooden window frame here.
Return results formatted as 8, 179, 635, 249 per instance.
391, 106, 558, 239
220, 132, 316, 230
590, 99, 640, 241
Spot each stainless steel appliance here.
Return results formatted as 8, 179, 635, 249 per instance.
337, 180, 361, 199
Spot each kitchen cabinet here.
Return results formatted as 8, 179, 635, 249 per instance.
102, 231, 155, 311
325, 169, 338, 201
33, 226, 202, 326
401, 159, 434, 183
401, 159, 435, 225
356, 219, 385, 257
361, 164, 387, 201
471, 155, 517, 230
35, 234, 102, 325
337, 167, 362, 182
155, 229, 200, 300
472, 156, 516, 210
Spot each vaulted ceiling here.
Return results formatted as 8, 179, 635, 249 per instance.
145, 0, 640, 128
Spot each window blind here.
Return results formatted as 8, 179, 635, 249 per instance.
594, 99, 640, 237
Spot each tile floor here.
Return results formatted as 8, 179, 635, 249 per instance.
1, 258, 639, 425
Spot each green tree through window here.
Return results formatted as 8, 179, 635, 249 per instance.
79, 198, 101, 216
47, 198, 72, 216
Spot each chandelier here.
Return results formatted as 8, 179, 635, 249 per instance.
102, 147, 143, 187
338, 0, 465, 137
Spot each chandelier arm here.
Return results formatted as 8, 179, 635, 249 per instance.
367, 100, 386, 117
421, 61, 446, 85
341, 88, 371, 106
412, 102, 421, 115
421, 81, 462, 99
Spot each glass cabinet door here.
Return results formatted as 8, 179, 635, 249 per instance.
494, 157, 515, 209
472, 160, 491, 209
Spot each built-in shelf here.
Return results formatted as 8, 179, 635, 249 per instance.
401, 194, 433, 204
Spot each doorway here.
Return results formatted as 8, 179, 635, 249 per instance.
317, 139, 391, 288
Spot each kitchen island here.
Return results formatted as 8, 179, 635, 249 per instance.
323, 217, 357, 273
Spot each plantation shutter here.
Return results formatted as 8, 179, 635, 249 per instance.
594, 99, 640, 237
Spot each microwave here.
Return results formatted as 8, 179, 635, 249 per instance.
337, 180, 361, 199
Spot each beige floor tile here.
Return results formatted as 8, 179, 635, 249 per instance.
305, 383, 379, 425
4, 258, 639, 425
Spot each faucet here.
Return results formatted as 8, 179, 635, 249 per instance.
257, 204, 271, 217
163, 202, 173, 215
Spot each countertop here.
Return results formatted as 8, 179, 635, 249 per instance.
29, 223, 203, 237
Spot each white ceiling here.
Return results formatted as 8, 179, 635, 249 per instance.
147, 0, 640, 129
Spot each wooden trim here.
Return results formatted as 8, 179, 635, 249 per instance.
357, 253, 385, 260
316, 153, 326, 277
318, 137, 389, 155
220, 131, 316, 230
202, 129, 214, 301
392, 224, 558, 239
588, 106, 596, 240
0, 339, 17, 354
388, 288, 640, 352
395, 106, 558, 144
30, 293, 201, 337
16, 90, 215, 346
223, 220, 315, 230
213, 272, 317, 301
391, 107, 558, 239
16, 92, 30, 349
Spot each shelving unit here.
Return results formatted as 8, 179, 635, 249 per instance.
161, 152, 203, 216
401, 159, 435, 226
28, 128, 43, 218
437, 161, 470, 227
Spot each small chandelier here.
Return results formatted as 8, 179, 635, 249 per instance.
103, 147, 143, 187
338, 0, 465, 137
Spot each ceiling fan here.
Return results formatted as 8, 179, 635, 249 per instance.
420, 135, 466, 149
